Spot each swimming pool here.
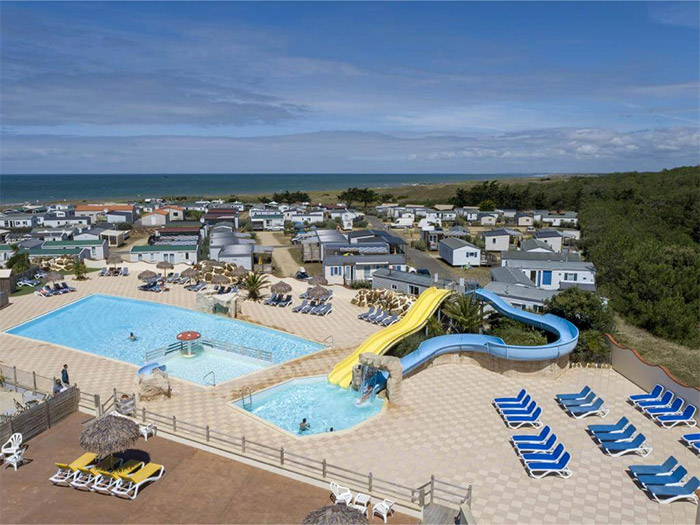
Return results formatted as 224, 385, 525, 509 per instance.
233, 376, 384, 436
7, 294, 324, 384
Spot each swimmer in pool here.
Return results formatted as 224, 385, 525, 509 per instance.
299, 418, 310, 432
129, 332, 137, 341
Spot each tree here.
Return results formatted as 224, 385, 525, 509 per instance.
358, 188, 379, 209
226, 194, 239, 202
478, 199, 497, 211
6, 250, 30, 273
337, 188, 361, 208
544, 288, 614, 333
489, 318, 548, 346
73, 258, 88, 280
242, 272, 270, 301
443, 294, 485, 334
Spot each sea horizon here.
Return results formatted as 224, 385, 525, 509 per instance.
0, 172, 552, 204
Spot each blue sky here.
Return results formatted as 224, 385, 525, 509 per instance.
1, 1, 698, 174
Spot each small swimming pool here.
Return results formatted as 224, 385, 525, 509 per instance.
6, 294, 324, 385
233, 376, 384, 436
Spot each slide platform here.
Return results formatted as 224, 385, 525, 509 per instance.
373, 288, 579, 392
328, 286, 452, 388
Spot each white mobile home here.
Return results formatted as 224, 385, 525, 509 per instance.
438, 238, 481, 267
130, 244, 199, 264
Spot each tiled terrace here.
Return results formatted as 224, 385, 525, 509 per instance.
1, 262, 698, 523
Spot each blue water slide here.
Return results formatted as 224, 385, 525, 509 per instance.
372, 288, 579, 392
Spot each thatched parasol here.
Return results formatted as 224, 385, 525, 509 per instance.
43, 270, 64, 283
79, 414, 140, 458
180, 267, 198, 279
138, 270, 158, 281
308, 275, 328, 286
156, 261, 174, 276
232, 266, 248, 277
302, 505, 369, 525
107, 253, 124, 267
210, 274, 230, 285
270, 281, 292, 294
307, 285, 331, 300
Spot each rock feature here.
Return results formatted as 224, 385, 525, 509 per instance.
195, 292, 238, 318
351, 288, 415, 316
136, 368, 172, 402
358, 352, 403, 404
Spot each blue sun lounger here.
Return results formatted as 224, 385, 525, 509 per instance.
521, 443, 565, 464
657, 404, 697, 428
358, 306, 375, 320
504, 407, 543, 429
559, 391, 595, 408
629, 456, 678, 477
594, 424, 637, 443
682, 433, 700, 444
524, 451, 572, 479
511, 426, 551, 444
645, 477, 700, 505
629, 384, 664, 406
567, 398, 609, 419
496, 394, 532, 412
588, 417, 629, 435
646, 398, 683, 418
514, 434, 557, 454
635, 466, 688, 489
638, 391, 673, 412
501, 400, 538, 417
494, 389, 526, 405
601, 433, 652, 457
556, 386, 591, 402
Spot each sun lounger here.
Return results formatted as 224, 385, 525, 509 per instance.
301, 300, 318, 314
556, 385, 591, 402
319, 304, 333, 316
35, 286, 53, 297
366, 309, 385, 323
292, 300, 308, 313
588, 417, 629, 435
494, 389, 526, 405
628, 456, 677, 477
594, 424, 637, 443
496, 394, 532, 412
601, 433, 652, 457
99, 267, 108, 276
92, 460, 145, 494
559, 391, 596, 408
59, 282, 76, 292
681, 433, 700, 444
277, 295, 292, 308
111, 462, 165, 499
358, 306, 375, 320
70, 456, 122, 489
657, 404, 697, 428
524, 451, 572, 479
504, 407, 543, 429
521, 443, 565, 463
647, 398, 683, 418
645, 477, 700, 505
638, 391, 674, 412
381, 314, 398, 326
636, 465, 688, 489
511, 426, 551, 444
567, 397, 609, 419
121, 267, 129, 276
629, 384, 663, 406
514, 434, 557, 454
501, 400, 538, 417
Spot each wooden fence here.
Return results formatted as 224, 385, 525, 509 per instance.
0, 387, 80, 442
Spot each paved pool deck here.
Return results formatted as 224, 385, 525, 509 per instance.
1, 262, 698, 524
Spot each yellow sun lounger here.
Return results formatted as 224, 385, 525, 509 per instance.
70, 456, 122, 489
111, 462, 165, 500
92, 460, 145, 494
49, 453, 97, 485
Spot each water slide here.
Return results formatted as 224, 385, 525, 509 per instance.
328, 287, 452, 388
372, 288, 579, 391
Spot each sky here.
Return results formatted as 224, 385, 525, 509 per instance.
1, 1, 698, 174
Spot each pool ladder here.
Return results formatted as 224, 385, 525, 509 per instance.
203, 371, 216, 386
241, 386, 253, 409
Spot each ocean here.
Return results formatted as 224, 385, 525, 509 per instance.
0, 172, 542, 204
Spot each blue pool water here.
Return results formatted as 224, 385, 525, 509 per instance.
7, 294, 324, 384
234, 376, 384, 435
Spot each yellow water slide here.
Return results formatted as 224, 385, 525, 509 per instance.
328, 286, 452, 388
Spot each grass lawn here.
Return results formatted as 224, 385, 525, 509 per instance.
59, 267, 100, 276
10, 286, 37, 297
613, 316, 700, 387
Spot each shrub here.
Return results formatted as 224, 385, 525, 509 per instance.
410, 240, 427, 251
489, 318, 548, 346
349, 280, 372, 289
387, 333, 427, 358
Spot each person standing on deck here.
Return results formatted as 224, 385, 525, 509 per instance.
61, 364, 69, 386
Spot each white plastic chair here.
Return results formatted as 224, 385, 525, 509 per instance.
140, 423, 157, 441
330, 481, 352, 505
4, 448, 26, 471
372, 499, 395, 523
2, 433, 23, 458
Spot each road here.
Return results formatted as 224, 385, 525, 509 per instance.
365, 215, 457, 281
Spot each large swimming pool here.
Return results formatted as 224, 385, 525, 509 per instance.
233, 376, 384, 436
7, 294, 324, 384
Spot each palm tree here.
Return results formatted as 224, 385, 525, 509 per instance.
242, 272, 270, 301
442, 294, 485, 334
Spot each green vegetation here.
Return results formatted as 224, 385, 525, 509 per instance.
338, 187, 379, 209
185, 210, 204, 221
387, 333, 428, 358
73, 258, 88, 280
410, 239, 427, 251
489, 317, 548, 346
241, 272, 270, 301
6, 250, 30, 273
443, 294, 485, 334
272, 190, 310, 204
348, 280, 372, 289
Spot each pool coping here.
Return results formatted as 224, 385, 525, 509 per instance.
3, 293, 328, 390
227, 374, 388, 441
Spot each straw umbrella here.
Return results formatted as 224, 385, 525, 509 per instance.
107, 253, 124, 269
43, 270, 64, 283
270, 281, 292, 295
307, 285, 331, 301
138, 270, 158, 281
302, 505, 368, 525
79, 414, 140, 458
308, 275, 328, 286
156, 261, 174, 277
180, 267, 198, 281
210, 274, 230, 285
231, 266, 248, 281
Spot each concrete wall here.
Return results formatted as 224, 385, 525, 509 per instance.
607, 335, 699, 402
414, 351, 569, 380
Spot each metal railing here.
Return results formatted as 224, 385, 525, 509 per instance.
323, 334, 335, 348
143, 339, 274, 364
144, 341, 186, 363
203, 371, 216, 386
